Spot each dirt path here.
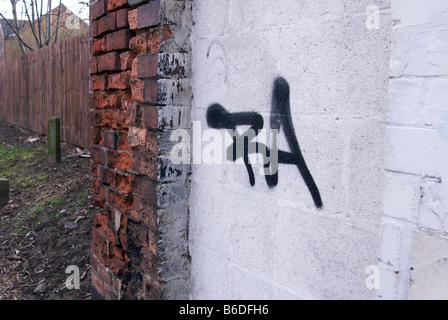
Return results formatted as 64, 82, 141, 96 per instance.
0, 121, 94, 300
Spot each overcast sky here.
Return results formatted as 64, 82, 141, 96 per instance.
0, 0, 88, 21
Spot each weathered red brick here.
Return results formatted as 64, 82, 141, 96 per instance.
91, 126, 102, 144
92, 226, 109, 254
129, 29, 160, 54
122, 91, 132, 111
162, 26, 171, 41
97, 52, 121, 73
91, 110, 128, 130
92, 38, 106, 55
91, 269, 104, 297
91, 92, 123, 110
107, 0, 128, 12
101, 129, 128, 150
130, 79, 144, 103
108, 71, 131, 90
90, 245, 100, 270
120, 51, 136, 71
126, 196, 156, 229
102, 129, 120, 149
90, 0, 106, 20
99, 221, 120, 245
117, 132, 131, 151
92, 177, 104, 194
116, 173, 131, 194
130, 58, 138, 78
118, 229, 127, 250
137, 177, 157, 204
139, 152, 157, 180
129, 153, 140, 176
107, 150, 132, 171
91, 56, 98, 74
143, 275, 161, 300
97, 12, 117, 36
125, 102, 142, 127
90, 19, 99, 38
127, 126, 146, 149
130, 79, 157, 104
136, 53, 158, 79
98, 165, 116, 186
91, 160, 99, 178
140, 246, 158, 280
91, 145, 106, 165
116, 8, 129, 28
142, 106, 158, 129
107, 188, 133, 212
91, 178, 106, 207
110, 243, 126, 261
103, 284, 119, 301
97, 261, 113, 286
128, 8, 138, 30
145, 131, 159, 154
106, 29, 133, 52
137, 1, 160, 29
90, 75, 108, 91
100, 253, 127, 276
93, 212, 108, 227
143, 79, 158, 103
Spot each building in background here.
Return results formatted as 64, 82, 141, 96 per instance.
0, 4, 88, 60
0, 18, 22, 59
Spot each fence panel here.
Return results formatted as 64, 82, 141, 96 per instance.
0, 34, 90, 148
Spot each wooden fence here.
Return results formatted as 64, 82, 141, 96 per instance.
0, 34, 90, 148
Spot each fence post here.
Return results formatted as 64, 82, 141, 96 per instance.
47, 116, 61, 164
0, 178, 9, 205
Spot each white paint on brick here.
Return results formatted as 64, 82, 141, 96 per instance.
391, 0, 448, 27
408, 231, 448, 300
378, 0, 448, 300
390, 25, 448, 78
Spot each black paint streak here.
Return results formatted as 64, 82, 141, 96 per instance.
207, 103, 264, 187
206, 77, 323, 209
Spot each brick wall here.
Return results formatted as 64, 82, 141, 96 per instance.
378, 0, 448, 299
89, 0, 192, 300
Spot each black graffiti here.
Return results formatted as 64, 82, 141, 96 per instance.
206, 77, 323, 209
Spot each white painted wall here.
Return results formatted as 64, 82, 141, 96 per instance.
378, 0, 448, 300
188, 0, 448, 300
189, 0, 392, 300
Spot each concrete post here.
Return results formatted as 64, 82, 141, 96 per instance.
47, 117, 61, 164
0, 178, 9, 205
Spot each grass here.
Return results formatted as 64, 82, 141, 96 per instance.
0, 142, 40, 178
28, 194, 64, 215
0, 141, 66, 232
5, 194, 66, 234
75, 189, 89, 208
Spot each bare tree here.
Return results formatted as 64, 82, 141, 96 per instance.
3, 0, 28, 53
0, 0, 84, 53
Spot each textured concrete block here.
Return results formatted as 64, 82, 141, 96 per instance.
392, 0, 448, 26
385, 127, 439, 176
390, 25, 448, 78
409, 232, 448, 299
